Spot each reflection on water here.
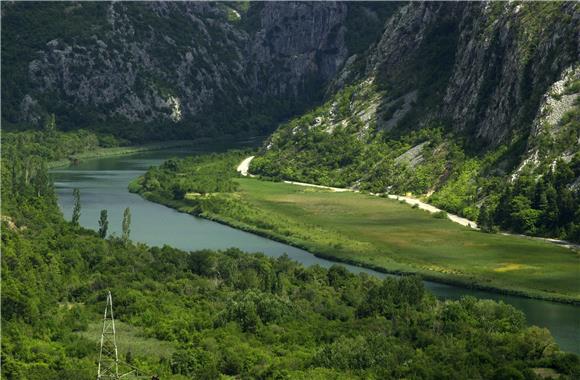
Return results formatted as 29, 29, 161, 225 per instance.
51, 146, 580, 354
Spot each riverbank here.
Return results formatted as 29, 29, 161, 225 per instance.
52, 147, 580, 355
131, 168, 580, 305
48, 140, 203, 169
48, 135, 267, 169
239, 156, 580, 250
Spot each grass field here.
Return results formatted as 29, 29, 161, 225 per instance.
135, 166, 580, 303
210, 178, 580, 303
78, 320, 176, 359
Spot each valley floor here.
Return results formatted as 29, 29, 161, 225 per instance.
136, 158, 580, 303
229, 178, 580, 303
237, 156, 479, 229
239, 156, 580, 250
48, 140, 202, 168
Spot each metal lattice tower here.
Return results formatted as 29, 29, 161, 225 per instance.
97, 291, 119, 380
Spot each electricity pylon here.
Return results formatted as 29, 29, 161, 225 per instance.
97, 291, 119, 380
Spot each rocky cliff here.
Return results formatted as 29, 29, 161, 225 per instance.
251, 2, 579, 238
337, 1, 579, 146
2, 1, 390, 138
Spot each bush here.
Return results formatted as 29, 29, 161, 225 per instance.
433, 211, 448, 219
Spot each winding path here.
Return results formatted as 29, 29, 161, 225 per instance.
237, 156, 580, 250
236, 156, 255, 177
237, 156, 478, 228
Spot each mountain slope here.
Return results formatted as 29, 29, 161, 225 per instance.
251, 2, 580, 242
1, 1, 397, 140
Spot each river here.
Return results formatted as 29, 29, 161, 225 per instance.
50, 146, 580, 354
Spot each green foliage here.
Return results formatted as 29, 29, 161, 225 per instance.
122, 207, 131, 244
253, 69, 579, 243
433, 211, 448, 219
134, 152, 580, 302
2, 130, 110, 163
478, 200, 496, 233
98, 209, 108, 238
132, 151, 245, 201
2, 146, 580, 379
251, 81, 455, 195
72, 188, 81, 226
44, 113, 56, 133
486, 158, 580, 241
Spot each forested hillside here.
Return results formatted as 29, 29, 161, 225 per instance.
252, 2, 580, 242
2, 134, 580, 380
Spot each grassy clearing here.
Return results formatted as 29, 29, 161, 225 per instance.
229, 178, 579, 302
78, 320, 176, 359
134, 159, 579, 303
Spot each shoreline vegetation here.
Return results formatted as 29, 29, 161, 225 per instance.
47, 136, 263, 169
47, 140, 199, 169
135, 188, 580, 306
2, 128, 265, 171
239, 155, 580, 251
7, 146, 579, 379
4, 135, 579, 377
130, 151, 580, 305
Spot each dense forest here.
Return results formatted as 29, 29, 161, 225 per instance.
3, 128, 122, 163
3, 134, 580, 379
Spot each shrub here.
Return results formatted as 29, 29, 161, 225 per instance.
433, 211, 448, 219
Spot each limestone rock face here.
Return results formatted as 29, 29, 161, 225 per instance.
252, 2, 578, 202
440, 2, 579, 145
3, 2, 354, 132
247, 2, 348, 99
4, 1, 577, 146
339, 2, 579, 146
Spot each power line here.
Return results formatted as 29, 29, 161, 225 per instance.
97, 291, 157, 380
97, 291, 119, 380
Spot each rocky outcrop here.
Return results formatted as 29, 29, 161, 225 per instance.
337, 2, 580, 147
247, 2, 348, 99
441, 2, 579, 144
5, 2, 577, 146
11, 2, 249, 126
513, 65, 580, 179
251, 2, 579, 211
3, 1, 360, 134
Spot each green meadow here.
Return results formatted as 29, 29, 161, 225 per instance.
132, 152, 579, 303
79, 320, 176, 359
227, 178, 579, 302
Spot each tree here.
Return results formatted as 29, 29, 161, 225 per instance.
44, 113, 56, 133
478, 201, 495, 233
122, 207, 131, 244
509, 196, 540, 234
541, 184, 559, 230
98, 209, 108, 238
171, 181, 188, 200
32, 160, 51, 197
72, 188, 81, 226
125, 351, 133, 364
